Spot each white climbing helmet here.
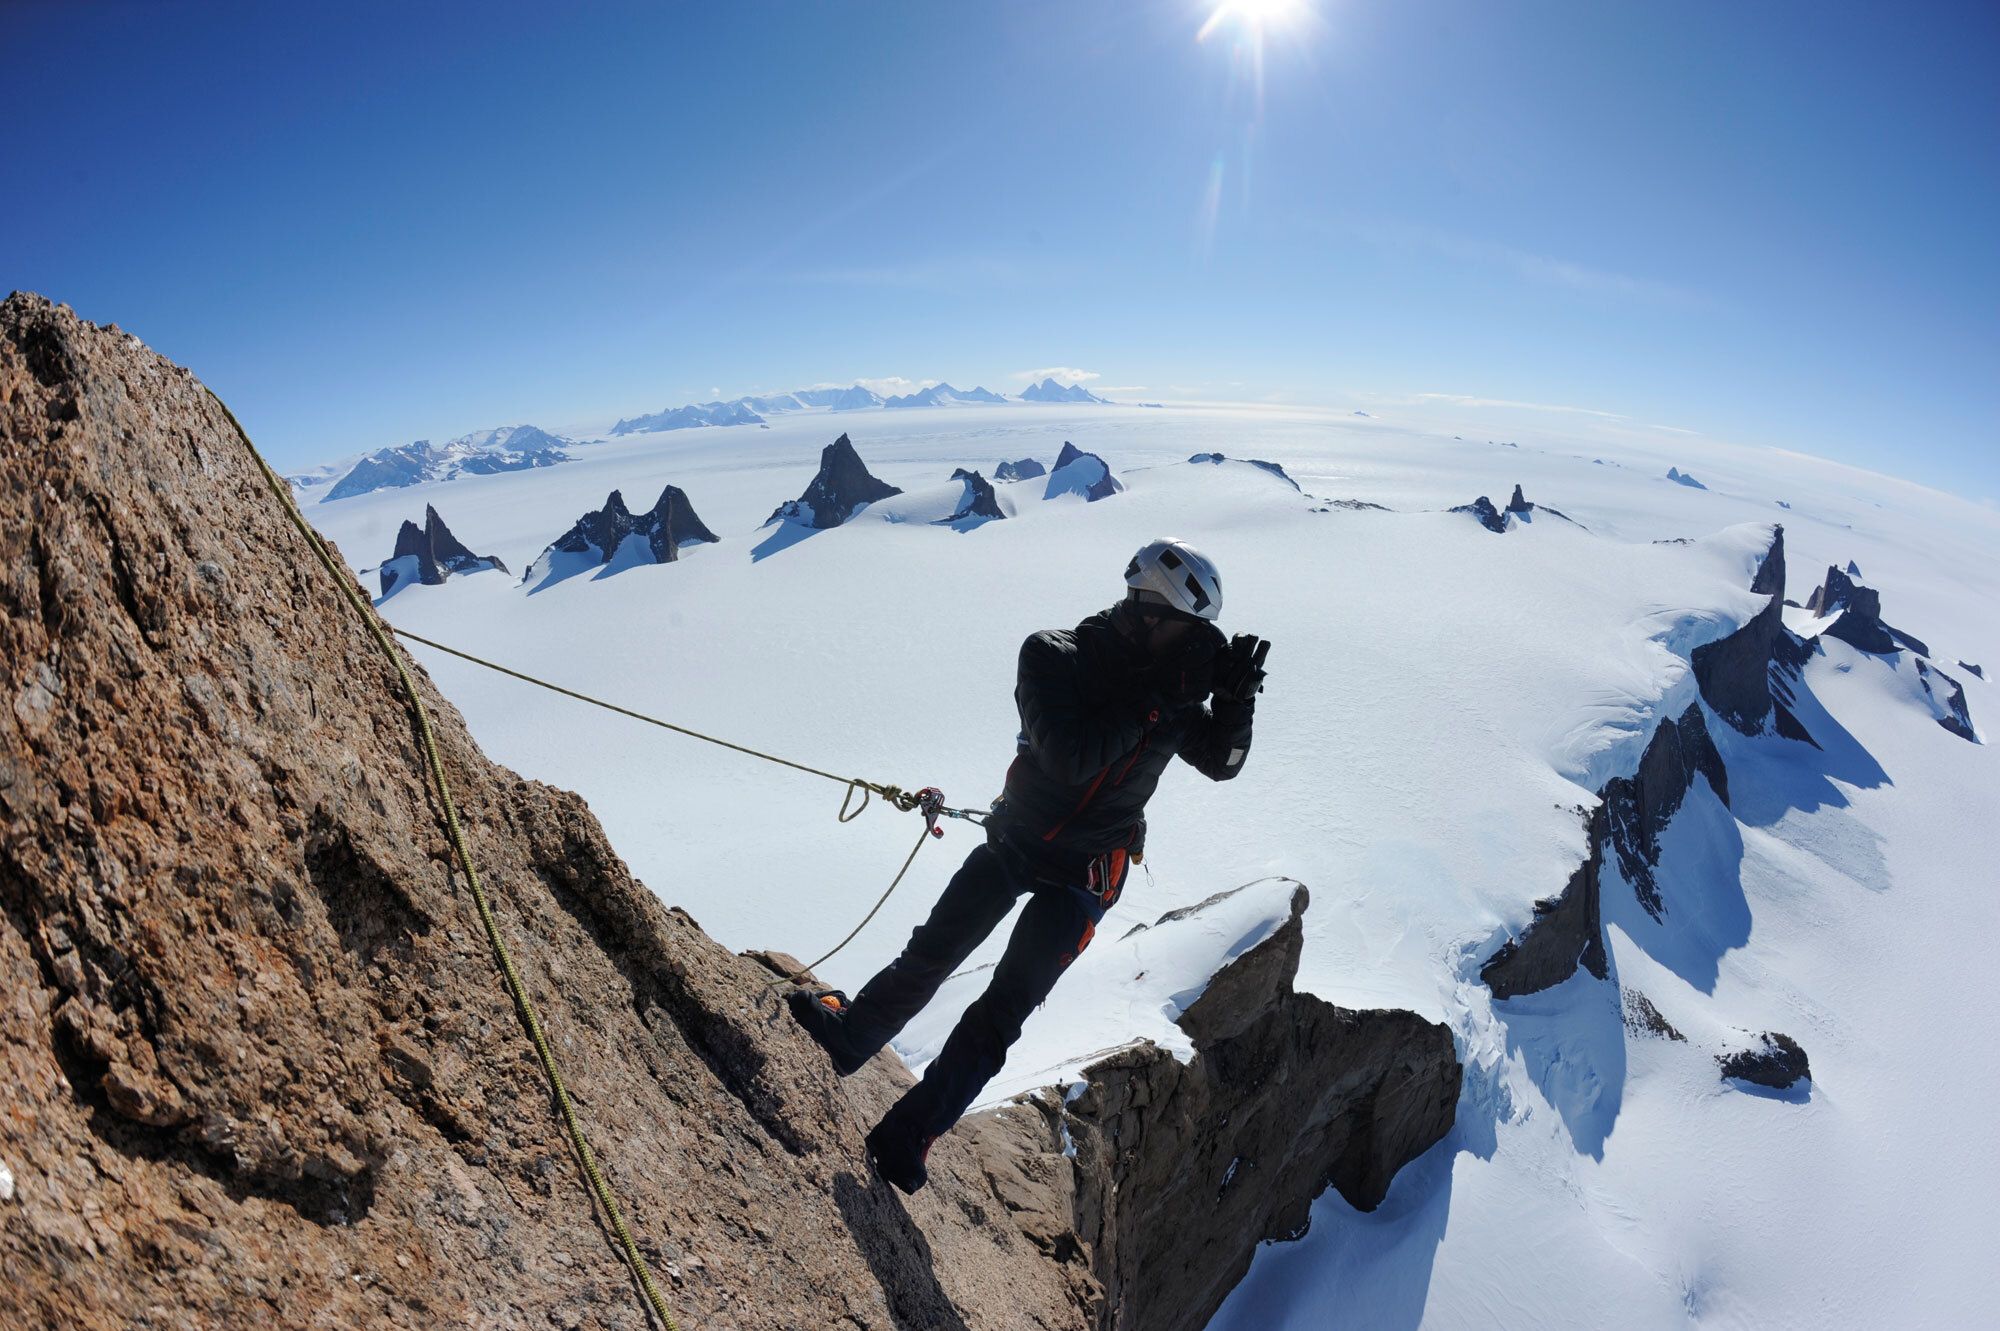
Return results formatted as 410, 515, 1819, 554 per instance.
1123, 538, 1222, 621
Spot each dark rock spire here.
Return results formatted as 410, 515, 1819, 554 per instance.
767, 433, 902, 528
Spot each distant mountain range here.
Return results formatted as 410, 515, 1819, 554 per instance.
295, 377, 1116, 501
609, 377, 1105, 435
610, 400, 764, 434
295, 425, 574, 503
884, 382, 1010, 408
1018, 377, 1110, 404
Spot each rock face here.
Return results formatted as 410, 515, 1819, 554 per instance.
1483, 707, 1732, 993
1621, 990, 1686, 1041
379, 505, 507, 595
1796, 564, 1971, 738
524, 482, 719, 581
767, 433, 902, 528
1803, 564, 1930, 655
1719, 1033, 1811, 1089
1488, 526, 1807, 997
1691, 526, 1818, 742
1481, 806, 1610, 998
2, 293, 1455, 1329
971, 887, 1460, 1331
1916, 660, 1978, 742
1045, 442, 1122, 502
945, 468, 1006, 523
1451, 495, 1508, 533
1491, 483, 1578, 527
994, 457, 1047, 481
1603, 705, 1730, 919
1666, 466, 1707, 489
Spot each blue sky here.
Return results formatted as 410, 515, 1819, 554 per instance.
5, 1, 1995, 497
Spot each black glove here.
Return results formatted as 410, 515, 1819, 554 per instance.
1145, 622, 1222, 708
1213, 634, 1270, 704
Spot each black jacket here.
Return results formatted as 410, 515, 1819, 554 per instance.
992, 605, 1254, 869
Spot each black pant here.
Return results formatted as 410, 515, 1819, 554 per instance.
844, 838, 1125, 1144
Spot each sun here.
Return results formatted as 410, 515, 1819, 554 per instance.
1197, 0, 1312, 42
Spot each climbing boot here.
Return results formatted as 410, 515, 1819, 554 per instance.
865, 1117, 936, 1196
786, 989, 869, 1076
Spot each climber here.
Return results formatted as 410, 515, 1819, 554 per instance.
788, 538, 1271, 1193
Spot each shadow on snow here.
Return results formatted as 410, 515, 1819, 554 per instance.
1484, 663, 1888, 1160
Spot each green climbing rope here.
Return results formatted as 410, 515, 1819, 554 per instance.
376, 627, 991, 986
212, 394, 680, 1331
386, 627, 990, 827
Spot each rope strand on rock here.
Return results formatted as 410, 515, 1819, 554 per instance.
212, 393, 681, 1331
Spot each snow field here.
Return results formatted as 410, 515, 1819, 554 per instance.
303, 403, 2000, 1329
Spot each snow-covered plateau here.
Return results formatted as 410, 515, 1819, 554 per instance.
302, 403, 2000, 1329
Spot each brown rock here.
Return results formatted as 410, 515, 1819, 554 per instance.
968, 886, 1462, 1331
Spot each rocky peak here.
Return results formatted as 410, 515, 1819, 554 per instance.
1452, 494, 1508, 533
1803, 564, 1930, 655
970, 885, 1459, 1331
1044, 441, 1121, 501
767, 433, 902, 528
994, 456, 1046, 481
1691, 526, 1818, 739
525, 482, 720, 584
1020, 378, 1107, 404
1507, 483, 1532, 513
1490, 526, 1797, 997
1915, 660, 1977, 742
945, 467, 1006, 523
379, 504, 507, 595
1803, 563, 1873, 618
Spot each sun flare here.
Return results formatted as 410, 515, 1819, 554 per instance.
1197, 0, 1312, 42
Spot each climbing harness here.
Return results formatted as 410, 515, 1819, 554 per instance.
213, 394, 681, 1331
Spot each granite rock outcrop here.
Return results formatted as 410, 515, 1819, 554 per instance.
523, 482, 719, 584
1044, 442, 1121, 502
944, 468, 1006, 524
378, 504, 507, 595
767, 433, 902, 528
1803, 564, 1931, 656
1450, 495, 1508, 533
1488, 526, 1807, 997
1718, 1032, 1811, 1089
967, 886, 1460, 1331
